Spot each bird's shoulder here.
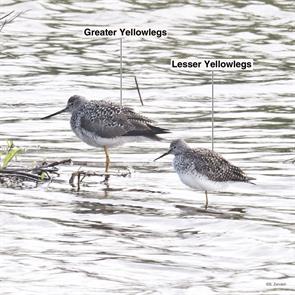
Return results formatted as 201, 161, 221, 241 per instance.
190, 148, 228, 164
84, 100, 151, 122
85, 100, 122, 118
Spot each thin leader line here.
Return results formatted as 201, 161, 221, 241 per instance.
211, 70, 214, 151
120, 38, 123, 106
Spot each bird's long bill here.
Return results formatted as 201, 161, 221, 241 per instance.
41, 107, 68, 120
154, 149, 172, 161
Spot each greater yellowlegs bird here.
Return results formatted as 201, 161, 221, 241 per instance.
154, 139, 254, 209
41, 95, 169, 181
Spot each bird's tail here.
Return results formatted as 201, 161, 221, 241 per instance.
146, 124, 169, 135
247, 176, 256, 185
146, 124, 169, 141
122, 123, 169, 140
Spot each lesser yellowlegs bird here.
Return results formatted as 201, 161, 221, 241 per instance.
41, 95, 169, 181
154, 139, 254, 209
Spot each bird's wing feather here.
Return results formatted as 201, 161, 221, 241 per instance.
122, 106, 153, 123
192, 149, 250, 182
80, 113, 129, 138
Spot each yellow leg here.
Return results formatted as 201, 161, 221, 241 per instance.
103, 146, 110, 182
205, 191, 208, 210
104, 146, 110, 173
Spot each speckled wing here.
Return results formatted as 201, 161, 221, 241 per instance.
192, 148, 251, 182
79, 101, 165, 139
79, 104, 131, 138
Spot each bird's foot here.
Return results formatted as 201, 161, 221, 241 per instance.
100, 174, 110, 185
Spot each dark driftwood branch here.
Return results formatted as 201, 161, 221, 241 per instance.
31, 159, 72, 174
0, 11, 15, 21
69, 170, 131, 191
134, 76, 144, 106
0, 10, 28, 33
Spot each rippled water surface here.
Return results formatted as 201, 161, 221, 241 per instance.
1, 1, 295, 294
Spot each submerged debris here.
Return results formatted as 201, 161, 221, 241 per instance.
0, 159, 72, 189
69, 169, 131, 191
0, 174, 28, 189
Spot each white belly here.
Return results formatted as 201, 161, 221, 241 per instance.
73, 127, 146, 148
178, 172, 228, 192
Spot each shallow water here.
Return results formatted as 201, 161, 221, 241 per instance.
0, 0, 295, 294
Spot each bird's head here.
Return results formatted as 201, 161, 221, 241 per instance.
154, 139, 189, 161
66, 95, 87, 112
41, 95, 87, 119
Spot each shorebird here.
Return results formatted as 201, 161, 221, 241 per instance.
42, 95, 169, 181
154, 139, 254, 209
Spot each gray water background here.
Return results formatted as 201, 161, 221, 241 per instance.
0, 0, 295, 294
